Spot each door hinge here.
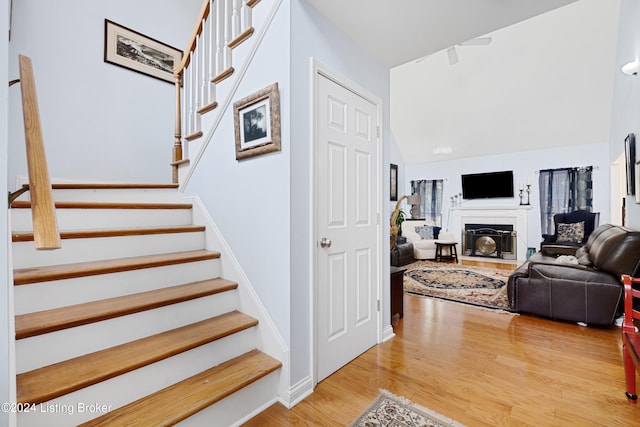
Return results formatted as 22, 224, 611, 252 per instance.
376, 126, 380, 138
377, 299, 380, 311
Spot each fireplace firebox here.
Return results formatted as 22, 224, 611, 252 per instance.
463, 224, 516, 260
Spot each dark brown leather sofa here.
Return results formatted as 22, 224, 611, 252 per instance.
508, 224, 640, 326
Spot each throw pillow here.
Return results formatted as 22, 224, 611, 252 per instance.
415, 225, 434, 240
433, 226, 441, 240
556, 221, 585, 243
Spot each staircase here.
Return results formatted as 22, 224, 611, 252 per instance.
10, 183, 281, 426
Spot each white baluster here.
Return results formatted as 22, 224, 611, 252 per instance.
224, 0, 232, 69
200, 19, 208, 106
243, 0, 252, 30
193, 45, 201, 130
233, 0, 241, 39
190, 54, 197, 133
216, 0, 225, 74
187, 52, 195, 136
208, 0, 216, 101
181, 74, 188, 139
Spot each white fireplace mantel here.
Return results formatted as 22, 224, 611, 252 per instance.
451, 205, 532, 261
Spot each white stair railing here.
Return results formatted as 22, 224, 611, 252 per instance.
172, 0, 260, 183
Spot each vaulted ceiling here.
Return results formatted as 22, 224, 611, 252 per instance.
303, 0, 621, 164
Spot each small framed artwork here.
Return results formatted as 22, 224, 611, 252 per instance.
233, 82, 281, 160
104, 19, 182, 84
390, 164, 398, 201
625, 133, 636, 195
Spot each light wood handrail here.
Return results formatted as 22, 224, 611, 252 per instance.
175, 0, 212, 74
17, 55, 61, 250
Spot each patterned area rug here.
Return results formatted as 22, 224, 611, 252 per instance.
403, 260, 513, 311
349, 389, 466, 427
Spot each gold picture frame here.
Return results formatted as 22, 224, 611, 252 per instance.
233, 83, 281, 160
104, 19, 182, 84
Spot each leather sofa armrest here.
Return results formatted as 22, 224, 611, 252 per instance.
527, 261, 617, 284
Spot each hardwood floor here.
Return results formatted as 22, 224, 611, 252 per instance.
243, 291, 639, 426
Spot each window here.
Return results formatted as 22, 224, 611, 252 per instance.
539, 167, 593, 235
410, 179, 444, 226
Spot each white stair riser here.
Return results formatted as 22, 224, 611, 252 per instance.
13, 232, 206, 268
14, 259, 221, 314
10, 208, 193, 232
16, 291, 238, 373
178, 372, 280, 427
16, 330, 258, 427
17, 188, 184, 203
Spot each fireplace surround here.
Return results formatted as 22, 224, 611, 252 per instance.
452, 206, 531, 261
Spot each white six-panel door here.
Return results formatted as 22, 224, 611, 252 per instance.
315, 71, 380, 382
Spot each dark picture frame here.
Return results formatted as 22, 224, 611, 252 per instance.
625, 133, 636, 196
233, 83, 281, 160
104, 19, 182, 84
390, 164, 398, 201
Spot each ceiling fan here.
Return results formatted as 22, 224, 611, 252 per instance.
446, 37, 492, 65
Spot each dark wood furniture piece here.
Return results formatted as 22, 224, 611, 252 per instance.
622, 274, 640, 403
390, 266, 405, 320
391, 241, 414, 266
434, 241, 458, 263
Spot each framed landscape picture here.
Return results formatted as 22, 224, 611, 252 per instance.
104, 19, 182, 84
233, 83, 281, 160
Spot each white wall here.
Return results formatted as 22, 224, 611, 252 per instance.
2, 0, 12, 424
610, 0, 640, 229
405, 142, 611, 251
183, 0, 292, 344
290, 0, 390, 387
8, 0, 201, 185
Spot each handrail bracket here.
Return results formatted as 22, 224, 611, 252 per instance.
8, 185, 29, 205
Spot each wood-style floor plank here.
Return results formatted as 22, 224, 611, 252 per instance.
242, 293, 639, 426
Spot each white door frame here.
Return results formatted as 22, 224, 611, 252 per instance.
309, 58, 384, 388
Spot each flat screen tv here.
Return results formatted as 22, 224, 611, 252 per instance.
461, 170, 514, 200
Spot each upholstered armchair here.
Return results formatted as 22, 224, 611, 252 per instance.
541, 210, 600, 256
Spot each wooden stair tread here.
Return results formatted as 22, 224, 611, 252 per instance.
51, 183, 178, 189
11, 201, 192, 209
17, 311, 258, 405
79, 349, 281, 427
12, 225, 206, 242
13, 250, 220, 285
18, 183, 179, 190
15, 279, 237, 339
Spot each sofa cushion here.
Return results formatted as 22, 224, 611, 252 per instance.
556, 221, 585, 243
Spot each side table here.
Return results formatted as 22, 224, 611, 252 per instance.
434, 240, 458, 263
390, 266, 405, 320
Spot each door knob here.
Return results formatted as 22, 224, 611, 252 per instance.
320, 238, 332, 248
